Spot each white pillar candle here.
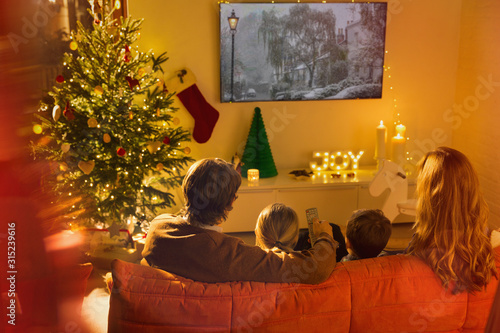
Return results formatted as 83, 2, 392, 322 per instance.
375, 121, 387, 160
391, 133, 406, 165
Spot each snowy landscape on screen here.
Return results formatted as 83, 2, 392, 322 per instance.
220, 2, 387, 102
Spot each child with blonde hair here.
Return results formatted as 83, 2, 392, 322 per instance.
255, 203, 300, 253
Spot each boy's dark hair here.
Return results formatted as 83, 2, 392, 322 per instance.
345, 209, 392, 259
180, 158, 241, 226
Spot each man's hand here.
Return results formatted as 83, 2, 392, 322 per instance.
312, 218, 333, 238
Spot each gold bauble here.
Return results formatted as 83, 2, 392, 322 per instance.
87, 118, 98, 128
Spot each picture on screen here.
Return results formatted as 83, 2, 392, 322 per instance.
220, 2, 387, 103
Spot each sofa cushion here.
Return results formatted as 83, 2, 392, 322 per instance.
230, 266, 351, 332
109, 259, 233, 332
345, 254, 467, 333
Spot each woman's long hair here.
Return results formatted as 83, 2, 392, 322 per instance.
407, 147, 496, 293
255, 203, 299, 253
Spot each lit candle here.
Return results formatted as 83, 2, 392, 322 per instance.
375, 121, 387, 160
391, 133, 406, 165
395, 123, 406, 137
247, 169, 259, 185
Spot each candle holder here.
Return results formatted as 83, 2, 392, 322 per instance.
247, 169, 259, 185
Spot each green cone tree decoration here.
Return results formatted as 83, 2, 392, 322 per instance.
31, 1, 193, 227
241, 107, 278, 178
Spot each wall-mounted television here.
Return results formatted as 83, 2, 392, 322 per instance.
220, 2, 387, 103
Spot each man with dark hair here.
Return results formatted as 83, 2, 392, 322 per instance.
342, 209, 392, 261
142, 158, 338, 284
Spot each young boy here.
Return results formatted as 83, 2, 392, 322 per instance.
342, 209, 392, 262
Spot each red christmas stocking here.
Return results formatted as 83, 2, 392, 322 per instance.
176, 84, 219, 144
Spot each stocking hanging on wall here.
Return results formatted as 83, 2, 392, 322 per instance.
167, 69, 219, 144
241, 107, 278, 178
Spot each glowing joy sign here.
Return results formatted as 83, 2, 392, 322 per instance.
309, 150, 364, 171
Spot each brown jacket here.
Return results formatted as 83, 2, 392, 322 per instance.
141, 214, 337, 284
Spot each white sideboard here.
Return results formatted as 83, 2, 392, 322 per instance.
223, 169, 416, 233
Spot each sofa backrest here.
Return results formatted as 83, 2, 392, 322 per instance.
108, 248, 500, 333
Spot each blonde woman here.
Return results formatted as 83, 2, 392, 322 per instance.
407, 147, 497, 293
255, 203, 300, 253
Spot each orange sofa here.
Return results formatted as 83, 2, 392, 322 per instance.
107, 247, 500, 332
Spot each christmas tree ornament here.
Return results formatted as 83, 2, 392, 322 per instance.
69, 41, 78, 50
87, 118, 98, 128
138, 68, 146, 77
103, 133, 111, 143
123, 45, 131, 62
241, 107, 278, 178
156, 163, 164, 171
156, 108, 161, 117
63, 102, 75, 121
61, 143, 71, 153
78, 160, 95, 175
128, 111, 133, 120
89, 0, 102, 23
32, 124, 43, 134
183, 147, 191, 155
162, 136, 170, 144
125, 76, 140, 90
146, 141, 162, 154
117, 147, 126, 156
94, 85, 104, 96
56, 75, 65, 83
173, 117, 180, 126
157, 78, 164, 87
59, 162, 69, 172
167, 69, 219, 144
52, 105, 61, 121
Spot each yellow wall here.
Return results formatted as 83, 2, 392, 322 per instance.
129, 0, 461, 172
454, 0, 500, 228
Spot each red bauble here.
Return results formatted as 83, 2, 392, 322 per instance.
63, 101, 75, 121
56, 75, 64, 83
162, 136, 170, 144
125, 76, 140, 90
117, 147, 126, 156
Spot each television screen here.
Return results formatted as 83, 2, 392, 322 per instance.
220, 2, 387, 103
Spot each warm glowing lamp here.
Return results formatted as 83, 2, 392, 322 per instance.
228, 10, 239, 31
247, 169, 259, 184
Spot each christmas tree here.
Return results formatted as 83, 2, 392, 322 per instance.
241, 107, 278, 178
32, 1, 193, 228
